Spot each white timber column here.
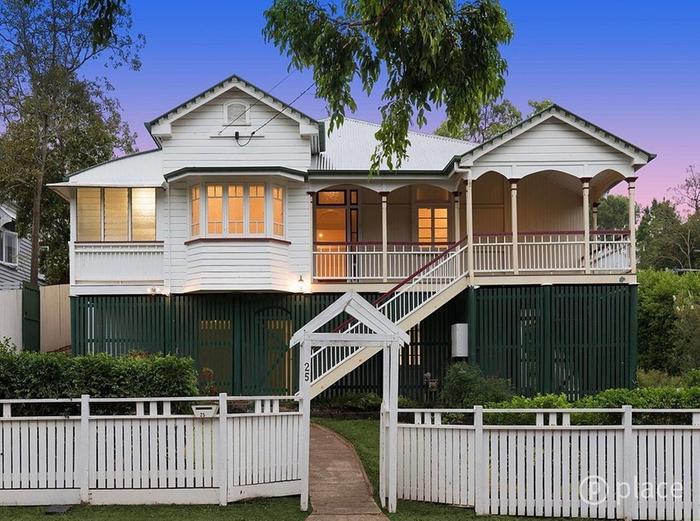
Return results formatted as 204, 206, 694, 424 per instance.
307, 191, 315, 283
582, 179, 591, 274
466, 176, 475, 280
453, 190, 461, 241
591, 202, 599, 231
299, 339, 312, 511
381, 192, 388, 282
387, 340, 400, 513
510, 180, 519, 274
627, 178, 637, 273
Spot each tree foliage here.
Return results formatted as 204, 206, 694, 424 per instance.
595, 194, 632, 230
0, 0, 143, 282
434, 97, 553, 142
637, 199, 700, 270
434, 98, 521, 142
263, 0, 513, 169
671, 164, 700, 215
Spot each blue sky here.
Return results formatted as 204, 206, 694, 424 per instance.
84, 1, 700, 205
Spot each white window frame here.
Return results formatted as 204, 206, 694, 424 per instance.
190, 180, 287, 239
222, 101, 250, 126
0, 227, 18, 267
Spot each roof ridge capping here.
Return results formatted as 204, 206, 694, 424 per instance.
457, 103, 656, 165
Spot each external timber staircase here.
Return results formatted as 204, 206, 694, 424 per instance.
308, 236, 470, 397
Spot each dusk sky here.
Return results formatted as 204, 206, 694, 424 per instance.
84, 1, 700, 207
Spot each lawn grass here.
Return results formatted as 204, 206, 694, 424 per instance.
0, 497, 306, 520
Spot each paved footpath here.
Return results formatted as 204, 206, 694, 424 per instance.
307, 424, 388, 521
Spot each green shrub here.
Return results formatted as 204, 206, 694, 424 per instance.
636, 369, 684, 388
0, 351, 199, 400
683, 369, 700, 387
314, 392, 383, 412
440, 362, 513, 408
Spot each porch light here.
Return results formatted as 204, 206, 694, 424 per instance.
297, 275, 305, 293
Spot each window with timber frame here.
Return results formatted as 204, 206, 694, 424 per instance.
188, 182, 286, 239
76, 187, 157, 242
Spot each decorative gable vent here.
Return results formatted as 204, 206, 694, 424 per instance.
224, 101, 250, 126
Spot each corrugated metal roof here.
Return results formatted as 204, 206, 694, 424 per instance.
311, 118, 476, 172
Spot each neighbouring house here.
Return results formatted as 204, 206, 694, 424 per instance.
0, 203, 30, 289
49, 73, 654, 400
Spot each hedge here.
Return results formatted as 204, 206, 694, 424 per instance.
486, 387, 700, 425
0, 350, 199, 400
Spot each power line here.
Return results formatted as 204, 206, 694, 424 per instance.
235, 82, 316, 147
217, 72, 292, 135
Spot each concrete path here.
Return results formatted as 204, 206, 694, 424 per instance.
308, 424, 388, 521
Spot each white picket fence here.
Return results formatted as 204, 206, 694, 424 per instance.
381, 406, 700, 520
0, 394, 306, 506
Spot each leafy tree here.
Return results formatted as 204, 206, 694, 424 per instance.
671, 164, 700, 215
637, 199, 700, 270
0, 78, 135, 283
434, 97, 554, 142
526, 98, 553, 115
0, 0, 143, 282
434, 98, 521, 142
263, 0, 513, 170
595, 194, 633, 230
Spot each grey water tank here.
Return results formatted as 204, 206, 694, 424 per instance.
451, 323, 469, 358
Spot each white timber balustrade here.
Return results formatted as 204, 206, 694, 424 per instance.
72, 242, 164, 286
0, 395, 304, 506
382, 406, 700, 520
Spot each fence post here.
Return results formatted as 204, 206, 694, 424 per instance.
693, 413, 700, 521
474, 406, 487, 515
299, 340, 311, 511
78, 394, 90, 503
218, 393, 228, 506
621, 405, 634, 521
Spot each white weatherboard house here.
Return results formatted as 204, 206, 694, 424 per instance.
50, 73, 654, 399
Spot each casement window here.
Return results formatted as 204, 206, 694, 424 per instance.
0, 224, 18, 266
417, 207, 449, 244
189, 182, 286, 238
223, 101, 250, 126
273, 187, 285, 237
248, 185, 265, 234
227, 185, 244, 234
207, 184, 223, 234
191, 186, 200, 236
76, 187, 157, 242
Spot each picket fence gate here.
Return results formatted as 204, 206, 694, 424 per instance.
0, 394, 307, 506
381, 406, 700, 521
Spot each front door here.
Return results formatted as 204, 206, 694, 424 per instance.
314, 189, 359, 280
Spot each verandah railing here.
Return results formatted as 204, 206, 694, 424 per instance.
313, 230, 631, 282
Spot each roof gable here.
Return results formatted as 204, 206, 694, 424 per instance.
458, 104, 655, 168
146, 74, 319, 141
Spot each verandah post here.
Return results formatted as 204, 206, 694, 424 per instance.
510, 179, 519, 274
299, 340, 312, 511
78, 394, 90, 503
627, 178, 637, 273
582, 178, 591, 273
466, 176, 475, 281
218, 392, 228, 506
381, 192, 388, 282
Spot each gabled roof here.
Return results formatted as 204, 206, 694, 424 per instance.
145, 73, 319, 134
310, 118, 475, 174
458, 103, 656, 167
289, 292, 409, 347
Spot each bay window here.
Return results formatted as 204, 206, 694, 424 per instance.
188, 182, 286, 238
76, 187, 157, 242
